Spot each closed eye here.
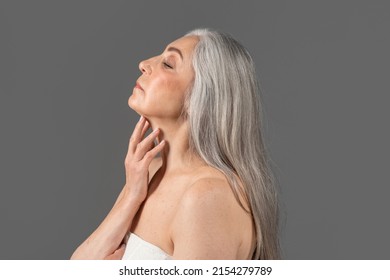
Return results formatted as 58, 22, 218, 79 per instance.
163, 62, 173, 69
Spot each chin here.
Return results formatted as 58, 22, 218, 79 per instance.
128, 89, 145, 109
127, 96, 134, 108
128, 94, 138, 109
128, 97, 145, 117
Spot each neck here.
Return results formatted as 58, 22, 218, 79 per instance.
145, 116, 205, 173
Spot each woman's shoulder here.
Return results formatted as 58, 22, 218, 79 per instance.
180, 163, 248, 203
170, 166, 254, 259
179, 166, 245, 218
186, 166, 248, 208
186, 168, 231, 199
178, 165, 246, 222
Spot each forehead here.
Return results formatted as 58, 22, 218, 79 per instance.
165, 35, 199, 60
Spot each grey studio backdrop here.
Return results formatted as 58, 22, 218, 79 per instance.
0, 0, 389, 259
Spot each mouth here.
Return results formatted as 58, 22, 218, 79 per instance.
135, 82, 144, 91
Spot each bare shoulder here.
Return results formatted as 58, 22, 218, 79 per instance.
176, 169, 247, 225
180, 166, 248, 212
170, 167, 254, 259
176, 166, 236, 215
180, 176, 232, 208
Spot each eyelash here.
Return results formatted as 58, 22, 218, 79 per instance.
163, 61, 173, 69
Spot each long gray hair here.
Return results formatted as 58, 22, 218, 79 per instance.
183, 28, 280, 259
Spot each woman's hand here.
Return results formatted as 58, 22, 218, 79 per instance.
123, 116, 165, 204
70, 116, 165, 260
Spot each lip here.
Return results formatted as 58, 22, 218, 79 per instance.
135, 82, 144, 91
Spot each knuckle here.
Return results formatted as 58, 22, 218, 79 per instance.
144, 151, 154, 160
136, 142, 143, 150
138, 160, 148, 170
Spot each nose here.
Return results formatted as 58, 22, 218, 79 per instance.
139, 59, 151, 75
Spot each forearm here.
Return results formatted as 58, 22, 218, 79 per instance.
71, 116, 164, 259
71, 188, 142, 259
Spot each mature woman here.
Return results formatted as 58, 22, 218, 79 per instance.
71, 28, 280, 260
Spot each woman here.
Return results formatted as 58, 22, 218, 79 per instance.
71, 28, 280, 260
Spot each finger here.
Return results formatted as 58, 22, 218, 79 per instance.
134, 128, 161, 160
128, 116, 146, 154
140, 119, 150, 139
128, 118, 149, 157
142, 140, 166, 166
147, 138, 156, 151
143, 138, 156, 156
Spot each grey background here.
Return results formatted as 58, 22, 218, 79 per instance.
0, 0, 389, 259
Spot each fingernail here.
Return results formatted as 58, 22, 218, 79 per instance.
160, 140, 165, 145
139, 115, 144, 121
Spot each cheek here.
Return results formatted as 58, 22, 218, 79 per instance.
158, 75, 184, 93
149, 76, 187, 117
152, 75, 187, 102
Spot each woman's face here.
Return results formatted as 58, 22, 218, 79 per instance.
128, 35, 199, 120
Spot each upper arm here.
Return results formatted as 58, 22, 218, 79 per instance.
171, 178, 240, 259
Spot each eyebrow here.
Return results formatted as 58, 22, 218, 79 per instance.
166, 46, 183, 60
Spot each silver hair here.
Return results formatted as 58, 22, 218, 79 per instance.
183, 28, 280, 259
